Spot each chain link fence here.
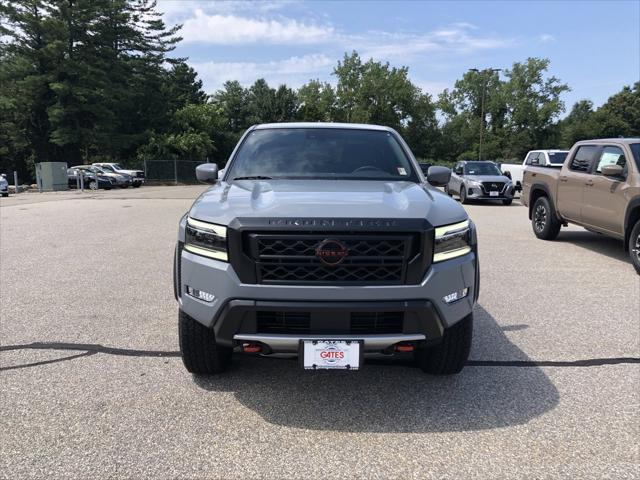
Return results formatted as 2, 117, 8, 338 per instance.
143, 160, 205, 184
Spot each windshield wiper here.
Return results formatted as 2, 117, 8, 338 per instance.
231, 175, 273, 181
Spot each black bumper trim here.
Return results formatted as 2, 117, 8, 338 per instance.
212, 299, 445, 349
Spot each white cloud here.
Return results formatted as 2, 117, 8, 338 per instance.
538, 33, 556, 44
355, 24, 514, 60
180, 10, 334, 45
191, 54, 334, 92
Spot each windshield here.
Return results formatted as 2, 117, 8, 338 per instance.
111, 164, 124, 170
464, 162, 502, 176
90, 167, 104, 174
226, 128, 418, 181
548, 152, 568, 164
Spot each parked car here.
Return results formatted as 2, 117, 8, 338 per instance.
93, 163, 144, 187
68, 167, 115, 190
501, 150, 569, 193
522, 138, 640, 273
0, 174, 8, 197
174, 122, 479, 376
446, 160, 514, 205
75, 165, 132, 188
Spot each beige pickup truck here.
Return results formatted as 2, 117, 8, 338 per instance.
522, 138, 640, 273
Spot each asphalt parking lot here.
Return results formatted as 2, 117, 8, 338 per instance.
1, 186, 638, 479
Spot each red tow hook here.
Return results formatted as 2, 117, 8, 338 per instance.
394, 343, 414, 353
242, 342, 262, 354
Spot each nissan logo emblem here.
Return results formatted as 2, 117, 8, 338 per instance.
315, 239, 349, 266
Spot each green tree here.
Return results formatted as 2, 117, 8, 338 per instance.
297, 79, 336, 122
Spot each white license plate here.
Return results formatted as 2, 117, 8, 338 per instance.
490, 191, 499, 197
302, 340, 361, 370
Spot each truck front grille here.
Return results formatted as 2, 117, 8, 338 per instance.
248, 234, 415, 285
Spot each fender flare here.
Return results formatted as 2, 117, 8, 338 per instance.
623, 196, 640, 249
527, 183, 558, 220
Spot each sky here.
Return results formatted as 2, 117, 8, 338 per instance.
158, 0, 640, 110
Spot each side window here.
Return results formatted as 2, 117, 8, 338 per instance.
595, 146, 626, 173
454, 163, 462, 175
525, 152, 538, 165
569, 146, 598, 172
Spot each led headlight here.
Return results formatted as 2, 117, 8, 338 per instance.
433, 219, 471, 262
184, 217, 228, 261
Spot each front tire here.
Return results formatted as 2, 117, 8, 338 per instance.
532, 196, 561, 240
444, 185, 453, 197
179, 310, 232, 374
459, 185, 468, 204
88, 180, 98, 190
629, 219, 640, 275
502, 199, 513, 206
416, 313, 472, 375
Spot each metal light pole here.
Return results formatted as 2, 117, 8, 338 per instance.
469, 68, 501, 161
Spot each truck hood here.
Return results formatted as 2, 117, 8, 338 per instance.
189, 180, 467, 227
464, 174, 512, 184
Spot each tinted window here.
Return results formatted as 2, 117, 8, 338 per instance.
548, 152, 568, 165
596, 146, 626, 173
227, 128, 418, 181
569, 146, 598, 172
463, 162, 502, 175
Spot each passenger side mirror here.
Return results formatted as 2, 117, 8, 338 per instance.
601, 164, 624, 178
196, 163, 219, 184
427, 166, 451, 187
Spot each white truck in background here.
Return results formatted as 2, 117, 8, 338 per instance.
501, 150, 569, 193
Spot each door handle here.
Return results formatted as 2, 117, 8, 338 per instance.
560, 176, 568, 183
585, 180, 594, 186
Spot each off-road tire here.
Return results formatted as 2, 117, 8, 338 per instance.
629, 219, 640, 275
416, 313, 472, 375
460, 185, 468, 204
532, 196, 561, 240
179, 310, 232, 374
502, 199, 513, 206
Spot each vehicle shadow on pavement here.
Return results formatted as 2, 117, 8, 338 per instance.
193, 305, 560, 433
555, 231, 630, 264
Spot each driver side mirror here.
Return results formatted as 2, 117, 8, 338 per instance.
196, 163, 219, 184
601, 164, 624, 178
427, 166, 451, 187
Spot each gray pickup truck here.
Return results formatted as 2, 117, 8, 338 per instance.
522, 138, 640, 273
174, 123, 479, 375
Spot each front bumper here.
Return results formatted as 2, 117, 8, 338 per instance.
177, 247, 478, 352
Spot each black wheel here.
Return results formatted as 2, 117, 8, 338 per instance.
532, 196, 561, 240
502, 199, 513, 206
629, 219, 640, 275
1, 193, 8, 197
459, 185, 468, 204
133, 183, 141, 188
88, 180, 98, 190
120, 185, 129, 189
416, 313, 472, 375
179, 310, 232, 374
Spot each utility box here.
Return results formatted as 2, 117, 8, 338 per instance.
36, 162, 68, 191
